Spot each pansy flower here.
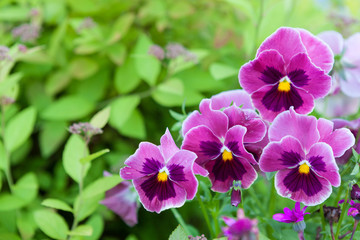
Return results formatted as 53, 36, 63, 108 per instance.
182, 95, 266, 192
100, 171, 139, 227
259, 108, 354, 205
239, 27, 333, 122
222, 209, 259, 240
120, 129, 207, 213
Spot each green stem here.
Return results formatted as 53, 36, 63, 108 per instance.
196, 194, 214, 238
319, 204, 326, 234
267, 180, 276, 218
211, 209, 220, 237
1, 105, 13, 192
171, 208, 190, 236
335, 184, 344, 205
248, 187, 264, 213
335, 185, 350, 240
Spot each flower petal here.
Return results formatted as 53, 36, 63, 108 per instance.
269, 107, 319, 150
340, 68, 360, 98
160, 128, 179, 161
344, 33, 360, 63
193, 162, 209, 177
210, 90, 254, 110
287, 53, 332, 98
239, 49, 286, 94
260, 136, 305, 172
298, 28, 334, 73
307, 142, 340, 187
275, 168, 332, 206
317, 31, 344, 56
256, 27, 306, 64
182, 99, 228, 138
182, 125, 222, 165
273, 213, 294, 223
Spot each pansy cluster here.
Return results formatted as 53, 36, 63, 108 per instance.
114, 26, 359, 238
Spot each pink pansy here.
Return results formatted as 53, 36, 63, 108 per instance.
120, 129, 207, 213
259, 108, 354, 205
182, 92, 267, 192
222, 209, 259, 240
273, 202, 310, 223
318, 31, 360, 98
239, 27, 333, 122
100, 171, 139, 227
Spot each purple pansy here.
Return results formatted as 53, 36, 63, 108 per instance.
182, 92, 267, 192
259, 108, 354, 205
120, 129, 207, 213
318, 31, 360, 98
100, 171, 139, 227
273, 202, 310, 223
239, 27, 333, 122
222, 209, 259, 240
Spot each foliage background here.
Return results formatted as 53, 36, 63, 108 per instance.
0, 0, 359, 239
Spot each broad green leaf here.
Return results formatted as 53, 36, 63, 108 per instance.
133, 34, 161, 86
152, 78, 185, 107
90, 106, 111, 129
117, 109, 146, 139
0, 6, 29, 21
75, 193, 103, 222
48, 20, 68, 61
45, 70, 72, 96
69, 57, 99, 80
170, 49, 208, 75
34, 209, 69, 240
82, 175, 122, 199
107, 13, 135, 44
4, 107, 37, 153
68, 225, 93, 236
84, 214, 104, 240
75, 42, 101, 55
62, 135, 90, 183
109, 95, 140, 129
106, 43, 126, 65
0, 194, 26, 211
17, 210, 36, 240
41, 95, 95, 121
12, 172, 38, 204
209, 63, 238, 81
114, 58, 141, 94
42, 198, 73, 212
0, 73, 23, 96
351, 164, 359, 176
169, 225, 188, 240
0, 232, 21, 240
80, 149, 110, 164
39, 121, 68, 158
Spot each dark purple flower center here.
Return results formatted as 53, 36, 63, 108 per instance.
210, 154, 247, 182
283, 167, 322, 197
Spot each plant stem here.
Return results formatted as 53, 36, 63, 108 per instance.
330, 221, 335, 240
349, 219, 359, 240
248, 187, 264, 213
196, 194, 214, 238
171, 208, 190, 236
298, 231, 305, 240
335, 185, 350, 240
267, 180, 276, 218
319, 204, 326, 234
1, 105, 13, 192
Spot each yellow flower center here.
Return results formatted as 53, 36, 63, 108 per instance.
157, 171, 168, 182
278, 81, 291, 92
298, 163, 310, 174
222, 149, 233, 162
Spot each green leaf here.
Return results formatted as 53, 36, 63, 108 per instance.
16, 210, 36, 240
68, 225, 93, 236
0, 232, 21, 240
45, 70, 72, 96
106, 43, 127, 65
62, 135, 90, 183
48, 20, 68, 61
42, 198, 73, 212
0, 141, 6, 171
169, 225, 188, 240
133, 34, 161, 86
0, 194, 26, 211
109, 95, 140, 129
0, 6, 29, 21
12, 172, 38, 204
114, 58, 141, 94
90, 106, 111, 129
107, 13, 135, 44
80, 149, 110, 164
84, 215, 104, 240
352, 148, 360, 162
152, 78, 185, 107
351, 164, 359, 176
69, 57, 99, 80
0, 73, 23, 97
41, 95, 95, 121
75, 194, 103, 222
209, 63, 238, 81
116, 109, 146, 139
39, 121, 68, 158
82, 175, 122, 199
34, 209, 69, 240
4, 107, 36, 153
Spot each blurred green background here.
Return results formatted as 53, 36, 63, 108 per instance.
0, 0, 359, 239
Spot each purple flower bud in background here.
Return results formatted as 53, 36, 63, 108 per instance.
0, 46, 12, 61
0, 96, 15, 106
188, 234, 207, 240
222, 209, 259, 240
231, 181, 242, 207
351, 184, 360, 201
323, 205, 341, 223
68, 122, 103, 142
12, 24, 40, 42
18, 44, 27, 53
148, 45, 165, 60
165, 43, 186, 59
77, 17, 96, 33
29, 8, 40, 17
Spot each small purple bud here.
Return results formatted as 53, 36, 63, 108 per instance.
0, 96, 15, 106
12, 24, 40, 42
165, 43, 186, 59
148, 45, 165, 60
68, 122, 103, 142
77, 17, 96, 33
231, 188, 241, 207
0, 46, 11, 61
29, 8, 40, 17
18, 44, 27, 53
348, 208, 359, 217
351, 184, 360, 201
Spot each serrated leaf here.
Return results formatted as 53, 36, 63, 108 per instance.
209, 63, 238, 81
80, 149, 110, 164
34, 209, 69, 240
41, 95, 95, 121
4, 107, 36, 153
169, 225, 188, 240
109, 95, 140, 129
82, 175, 122, 199
90, 106, 111, 129
68, 225, 93, 236
62, 135, 90, 183
42, 198, 73, 212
